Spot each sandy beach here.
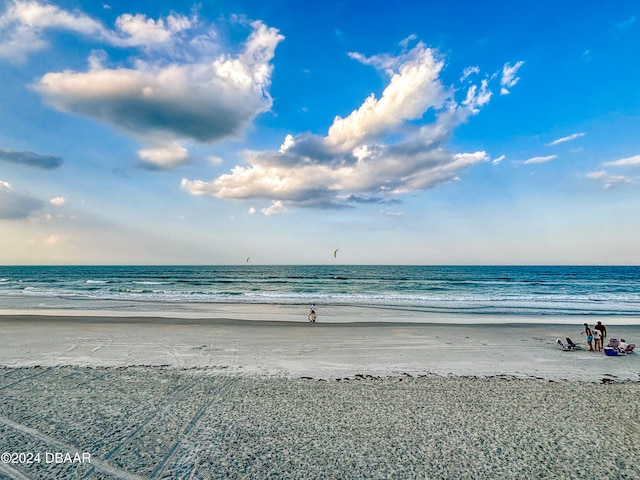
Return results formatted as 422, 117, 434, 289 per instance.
1, 314, 639, 479
1, 313, 639, 381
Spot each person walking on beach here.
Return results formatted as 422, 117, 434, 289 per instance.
582, 323, 594, 352
594, 321, 607, 346
593, 327, 603, 352
308, 303, 317, 323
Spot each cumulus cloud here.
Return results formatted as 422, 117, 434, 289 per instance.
0, 180, 44, 219
114, 12, 192, 47
546, 132, 585, 146
1, 2, 283, 169
261, 200, 285, 216
603, 154, 640, 167
500, 60, 524, 95
0, 148, 63, 169
49, 196, 65, 206
33, 19, 282, 168
336, 44, 447, 150
137, 144, 189, 169
0, 1, 194, 63
182, 42, 511, 210
0, 1, 106, 63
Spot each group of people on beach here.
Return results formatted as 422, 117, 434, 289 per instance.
582, 321, 607, 351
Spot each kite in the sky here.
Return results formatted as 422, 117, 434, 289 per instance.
333, 249, 339, 258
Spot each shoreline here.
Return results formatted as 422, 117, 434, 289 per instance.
3, 306, 640, 325
2, 312, 635, 326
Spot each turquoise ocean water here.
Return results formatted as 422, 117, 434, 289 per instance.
1, 265, 640, 322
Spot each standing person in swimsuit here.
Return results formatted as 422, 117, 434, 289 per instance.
594, 321, 607, 346
593, 327, 602, 352
582, 323, 594, 351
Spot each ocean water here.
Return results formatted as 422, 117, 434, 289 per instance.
1, 265, 640, 322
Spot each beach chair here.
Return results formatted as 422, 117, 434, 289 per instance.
607, 338, 619, 349
566, 337, 582, 350
556, 339, 573, 351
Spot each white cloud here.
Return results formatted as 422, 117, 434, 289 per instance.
114, 13, 192, 47
12, 1, 104, 33
182, 41, 506, 209
500, 60, 524, 95
461, 66, 480, 81
603, 154, 640, 167
208, 156, 224, 165
0, 1, 194, 63
49, 196, 66, 206
248, 206, 256, 215
0, 180, 44, 219
138, 144, 188, 169
546, 133, 585, 146
492, 155, 506, 165
261, 200, 285, 216
586, 170, 632, 188
333, 43, 447, 150
462, 79, 492, 113
584, 153, 640, 189
399, 34, 417, 48
3, 3, 283, 169
522, 155, 557, 165
279, 134, 295, 153
0, 1, 106, 62
35, 20, 282, 151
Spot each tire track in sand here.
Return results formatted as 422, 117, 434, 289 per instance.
80, 375, 202, 479
0, 461, 32, 480
149, 376, 233, 478
0, 369, 49, 392
0, 414, 145, 480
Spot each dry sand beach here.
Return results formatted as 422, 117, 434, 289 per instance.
1, 313, 639, 479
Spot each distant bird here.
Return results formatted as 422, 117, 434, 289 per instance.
333, 248, 339, 258
246, 257, 250, 263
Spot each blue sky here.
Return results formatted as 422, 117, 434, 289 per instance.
1, 0, 639, 265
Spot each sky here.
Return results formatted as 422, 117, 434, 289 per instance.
1, 0, 639, 265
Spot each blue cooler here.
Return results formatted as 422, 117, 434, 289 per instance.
604, 347, 619, 356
